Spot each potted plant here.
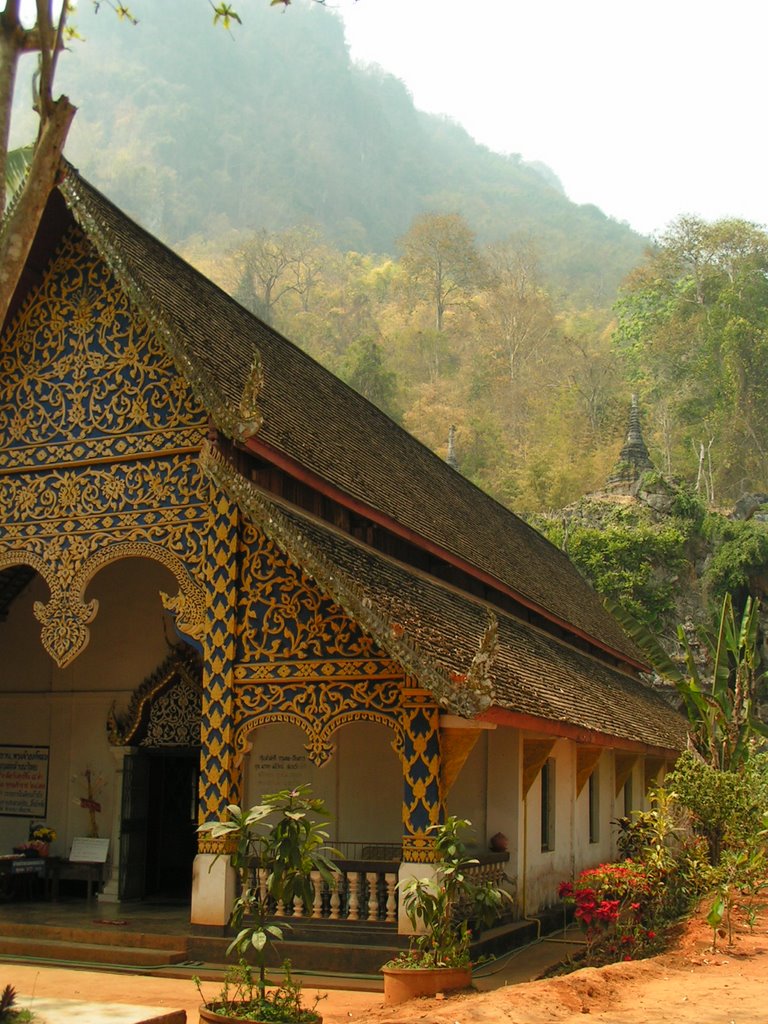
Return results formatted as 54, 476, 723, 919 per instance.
196, 785, 338, 1023
381, 816, 511, 1005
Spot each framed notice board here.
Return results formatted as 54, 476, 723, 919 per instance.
0, 745, 50, 817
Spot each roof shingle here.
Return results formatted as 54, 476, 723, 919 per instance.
58, 167, 647, 668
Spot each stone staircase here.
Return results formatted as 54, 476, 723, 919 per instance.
0, 921, 190, 970
188, 919, 405, 976
0, 911, 554, 979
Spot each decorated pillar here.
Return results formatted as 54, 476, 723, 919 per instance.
192, 484, 240, 926
398, 686, 444, 932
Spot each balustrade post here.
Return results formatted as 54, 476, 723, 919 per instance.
329, 880, 341, 920
385, 872, 397, 923
365, 871, 379, 921
310, 869, 323, 919
347, 871, 360, 920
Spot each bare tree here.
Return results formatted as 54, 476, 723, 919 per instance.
0, 1, 76, 317
399, 212, 485, 331
234, 225, 326, 323
482, 238, 554, 386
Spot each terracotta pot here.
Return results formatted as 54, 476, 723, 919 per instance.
380, 964, 473, 1005
199, 1004, 322, 1023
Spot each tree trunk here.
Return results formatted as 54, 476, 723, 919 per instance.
0, 2, 23, 222
0, 92, 75, 324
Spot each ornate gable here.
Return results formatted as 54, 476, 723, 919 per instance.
0, 227, 209, 666
108, 644, 203, 747
1, 227, 207, 468
235, 519, 399, 682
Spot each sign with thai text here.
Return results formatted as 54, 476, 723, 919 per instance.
0, 745, 49, 817
252, 751, 309, 794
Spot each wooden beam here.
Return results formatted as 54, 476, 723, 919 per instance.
482, 706, 679, 759
440, 726, 482, 797
615, 752, 638, 797
522, 737, 557, 798
575, 746, 603, 797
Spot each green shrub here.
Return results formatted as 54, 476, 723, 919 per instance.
665, 751, 768, 865
702, 517, 768, 600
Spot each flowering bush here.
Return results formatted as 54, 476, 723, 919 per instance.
559, 860, 663, 965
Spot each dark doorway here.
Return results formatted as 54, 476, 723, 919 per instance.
121, 748, 199, 901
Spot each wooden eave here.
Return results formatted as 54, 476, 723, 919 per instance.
482, 706, 680, 760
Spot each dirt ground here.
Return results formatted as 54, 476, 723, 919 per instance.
7, 904, 768, 1024
358, 903, 768, 1024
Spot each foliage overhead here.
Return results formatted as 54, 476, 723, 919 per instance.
614, 215, 768, 499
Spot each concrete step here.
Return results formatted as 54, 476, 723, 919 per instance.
0, 921, 186, 950
0, 934, 189, 968
188, 931, 402, 976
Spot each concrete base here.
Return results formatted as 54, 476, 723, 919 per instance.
191, 852, 235, 927
397, 861, 438, 934
19, 995, 185, 1024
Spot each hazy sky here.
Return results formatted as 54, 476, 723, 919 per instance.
337, 0, 767, 238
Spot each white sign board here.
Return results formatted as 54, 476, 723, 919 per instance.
69, 837, 110, 863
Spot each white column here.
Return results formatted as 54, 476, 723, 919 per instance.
191, 852, 236, 927
98, 744, 135, 904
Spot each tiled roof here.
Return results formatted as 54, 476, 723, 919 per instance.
203, 447, 685, 752
58, 166, 646, 666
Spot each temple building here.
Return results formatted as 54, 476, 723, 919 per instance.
0, 166, 685, 946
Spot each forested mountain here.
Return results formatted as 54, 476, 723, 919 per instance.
10, 0, 768, 521
11, 0, 646, 304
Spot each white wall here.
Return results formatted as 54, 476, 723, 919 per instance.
521, 738, 574, 912
444, 731, 488, 850
485, 727, 520, 869
242, 719, 401, 846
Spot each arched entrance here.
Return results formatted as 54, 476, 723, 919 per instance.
109, 643, 203, 901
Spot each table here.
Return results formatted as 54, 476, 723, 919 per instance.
0, 854, 45, 900
44, 856, 105, 900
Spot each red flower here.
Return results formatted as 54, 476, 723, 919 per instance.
646, 931, 656, 940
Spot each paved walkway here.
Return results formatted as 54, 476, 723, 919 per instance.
3, 927, 584, 1023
